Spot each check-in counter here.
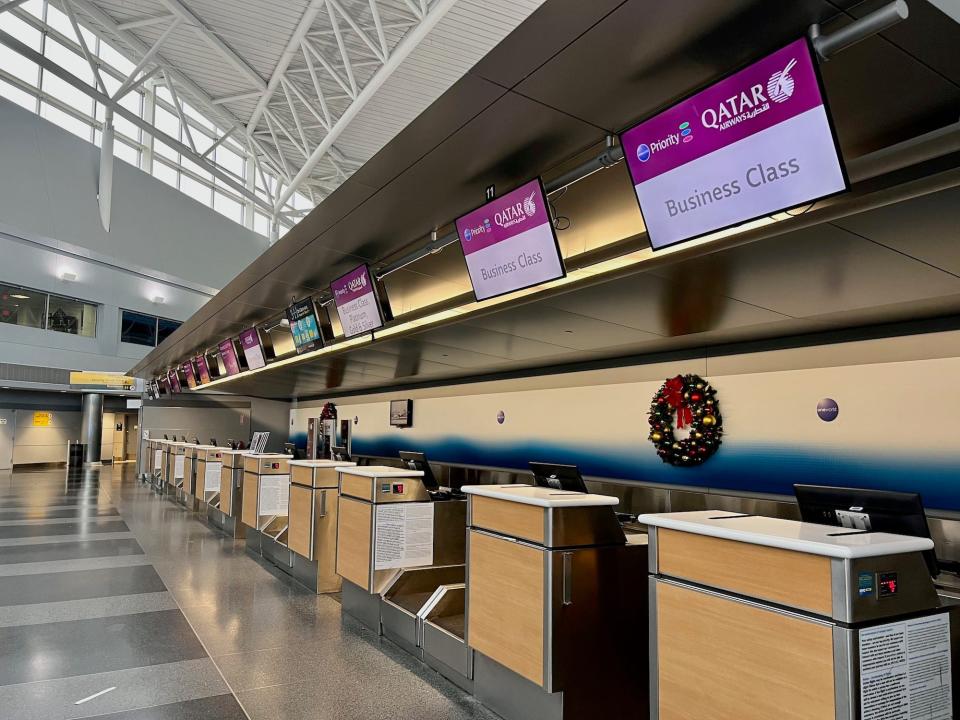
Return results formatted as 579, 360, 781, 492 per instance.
195, 447, 228, 507
148, 440, 167, 490
287, 459, 355, 593
207, 449, 252, 538
335, 466, 467, 633
464, 485, 648, 720
165, 442, 189, 497
642, 511, 950, 720
242, 453, 292, 565
180, 444, 213, 510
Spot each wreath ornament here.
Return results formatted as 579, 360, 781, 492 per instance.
648, 374, 723, 467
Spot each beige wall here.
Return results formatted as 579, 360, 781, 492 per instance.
12, 409, 80, 465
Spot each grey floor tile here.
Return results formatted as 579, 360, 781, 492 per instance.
0, 538, 143, 566
0, 518, 129, 539
0, 531, 135, 547
0, 554, 153, 577
0, 658, 229, 720
0, 609, 208, 685
0, 591, 179, 628
0, 564, 167, 607
0, 516, 124, 527
0, 507, 119, 521
81, 694, 248, 720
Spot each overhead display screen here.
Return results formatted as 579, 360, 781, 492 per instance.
620, 38, 847, 251
331, 265, 384, 338
181, 360, 197, 389
286, 299, 323, 353
239, 328, 266, 370
455, 178, 565, 301
195, 355, 211, 384
167, 369, 181, 393
218, 338, 241, 376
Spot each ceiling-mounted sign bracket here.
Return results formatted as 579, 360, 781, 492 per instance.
808, 0, 908, 62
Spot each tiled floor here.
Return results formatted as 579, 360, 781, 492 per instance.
0, 465, 499, 720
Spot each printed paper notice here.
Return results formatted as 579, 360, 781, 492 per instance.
374, 503, 434, 570
204, 462, 222, 492
860, 613, 952, 720
153, 449, 162, 469
258, 475, 290, 516
174, 455, 185, 479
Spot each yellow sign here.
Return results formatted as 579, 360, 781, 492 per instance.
32, 411, 52, 427
69, 371, 135, 389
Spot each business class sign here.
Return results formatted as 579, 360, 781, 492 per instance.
332, 265, 384, 338
620, 38, 847, 250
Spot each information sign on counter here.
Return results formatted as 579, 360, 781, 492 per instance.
195, 355, 211, 384
331, 265, 384, 338
174, 454, 185, 479
620, 37, 847, 250
859, 612, 952, 719
218, 339, 241, 376
286, 299, 324, 353
239, 328, 266, 370
374, 503, 435, 570
258, 475, 290, 516
455, 178, 565, 301
153, 449, 162, 469
204, 461, 222, 492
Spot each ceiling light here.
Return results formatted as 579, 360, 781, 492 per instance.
9, 294, 29, 299
152, 296, 165, 304
59, 271, 77, 282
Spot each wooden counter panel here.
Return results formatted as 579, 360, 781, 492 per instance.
219, 466, 233, 515
336, 496, 372, 589
288, 485, 313, 558
467, 530, 544, 687
290, 465, 313, 488
340, 473, 374, 501
657, 528, 833, 616
241, 472, 259, 528
656, 581, 835, 720
470, 496, 544, 544
183, 458, 194, 496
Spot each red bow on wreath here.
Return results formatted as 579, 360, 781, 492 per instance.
664, 375, 693, 429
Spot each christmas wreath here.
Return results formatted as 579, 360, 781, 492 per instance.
648, 374, 722, 467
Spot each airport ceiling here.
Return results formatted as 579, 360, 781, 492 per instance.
132, 0, 960, 398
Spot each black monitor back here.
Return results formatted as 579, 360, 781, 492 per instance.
529, 462, 589, 493
399, 451, 439, 491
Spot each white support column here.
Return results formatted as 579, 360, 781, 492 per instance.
244, 155, 256, 230
99, 110, 115, 232
141, 80, 156, 174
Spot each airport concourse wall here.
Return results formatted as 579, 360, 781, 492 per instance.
291, 326, 960, 512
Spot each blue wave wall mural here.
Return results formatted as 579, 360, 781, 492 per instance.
294, 355, 960, 512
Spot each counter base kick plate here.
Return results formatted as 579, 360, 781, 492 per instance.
474, 653, 563, 720
342, 580, 383, 634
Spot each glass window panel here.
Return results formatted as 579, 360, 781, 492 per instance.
98, 41, 134, 76
215, 146, 244, 179
39, 102, 92, 141
113, 113, 139, 143
20, 0, 42, 19
41, 72, 93, 117
101, 71, 120, 97
157, 317, 181, 344
214, 191, 243, 224
44, 38, 93, 87
0, 10, 41, 50
154, 137, 179, 162
183, 102, 212, 131
47, 294, 96, 337
154, 106, 179, 140
254, 212, 270, 237
44, 5, 74, 39
0, 78, 36, 111
120, 309, 156, 346
180, 156, 212, 183
114, 136, 139, 166
0, 45, 39, 85
179, 172, 211, 205
152, 160, 178, 188
118, 89, 140, 116
154, 85, 173, 105
0, 283, 45, 328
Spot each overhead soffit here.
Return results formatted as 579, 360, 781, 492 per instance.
132, 0, 960, 394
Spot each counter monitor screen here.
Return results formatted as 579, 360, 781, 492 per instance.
794, 484, 939, 577
455, 178, 565, 301
286, 298, 324, 354
332, 445, 351, 462
239, 327, 267, 370
331, 264, 385, 338
218, 338, 241, 376
529, 462, 589, 494
619, 37, 847, 251
399, 450, 439, 492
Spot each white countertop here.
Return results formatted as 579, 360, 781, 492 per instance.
288, 459, 357, 468
245, 453, 292, 459
338, 465, 424, 478
639, 510, 934, 559
219, 449, 254, 456
462, 484, 619, 508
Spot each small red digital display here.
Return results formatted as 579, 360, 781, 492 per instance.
878, 572, 899, 598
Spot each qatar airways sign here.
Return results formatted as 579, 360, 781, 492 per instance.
239, 328, 266, 370
332, 265, 384, 338
455, 178, 565, 301
621, 38, 847, 250
218, 338, 240, 376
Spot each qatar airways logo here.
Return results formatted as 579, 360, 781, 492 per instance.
700, 57, 797, 131
335, 272, 368, 298
494, 190, 538, 230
